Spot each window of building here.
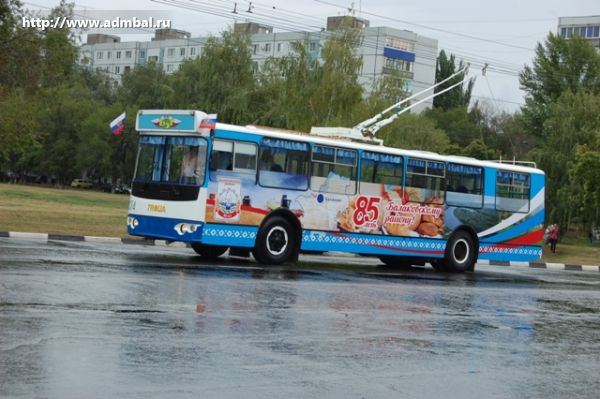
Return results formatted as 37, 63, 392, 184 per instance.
309, 42, 317, 52
385, 37, 415, 52
406, 158, 445, 204
125, 50, 132, 58
148, 55, 158, 62
445, 163, 483, 208
209, 139, 257, 182
124, 66, 131, 73
277, 43, 282, 52
140, 50, 146, 58
191, 47, 196, 56
560, 27, 567, 38
167, 48, 175, 57
496, 170, 530, 213
310, 145, 357, 194
264, 43, 271, 52
96, 51, 103, 59
384, 57, 413, 72
107, 51, 111, 59
359, 151, 403, 196
253, 44, 258, 54
258, 138, 309, 190
116, 51, 121, 59
180, 47, 185, 56
166, 64, 173, 72
115, 66, 120, 74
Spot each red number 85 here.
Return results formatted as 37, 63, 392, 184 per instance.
353, 196, 381, 226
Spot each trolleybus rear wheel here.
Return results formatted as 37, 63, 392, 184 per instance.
433, 230, 476, 273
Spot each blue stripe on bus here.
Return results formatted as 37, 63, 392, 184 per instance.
480, 209, 544, 243
479, 244, 542, 262
201, 224, 258, 247
301, 230, 446, 258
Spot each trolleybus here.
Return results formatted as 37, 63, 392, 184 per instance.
127, 109, 544, 272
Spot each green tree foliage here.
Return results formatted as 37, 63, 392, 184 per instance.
119, 62, 171, 109
256, 41, 320, 130
169, 31, 256, 124
312, 23, 364, 126
426, 107, 482, 147
433, 50, 474, 110
569, 144, 600, 230
379, 113, 450, 153
0, 89, 41, 170
256, 20, 364, 131
520, 33, 600, 138
535, 91, 600, 228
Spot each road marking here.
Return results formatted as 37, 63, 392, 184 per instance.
9, 232, 48, 240
85, 236, 122, 244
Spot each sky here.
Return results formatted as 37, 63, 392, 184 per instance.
24, 0, 600, 113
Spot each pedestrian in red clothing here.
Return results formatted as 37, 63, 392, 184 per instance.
548, 224, 560, 253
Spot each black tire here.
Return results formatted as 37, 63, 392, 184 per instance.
434, 230, 477, 273
191, 243, 228, 259
253, 216, 298, 265
378, 255, 424, 268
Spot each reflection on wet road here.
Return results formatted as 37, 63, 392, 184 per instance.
1, 238, 599, 398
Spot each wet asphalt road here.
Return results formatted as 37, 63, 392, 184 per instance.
1, 238, 600, 399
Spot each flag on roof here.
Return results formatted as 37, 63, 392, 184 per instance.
198, 113, 217, 132
110, 112, 126, 135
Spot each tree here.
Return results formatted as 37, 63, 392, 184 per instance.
535, 91, 600, 228
255, 41, 321, 131
426, 106, 482, 147
433, 50, 474, 110
520, 33, 600, 138
569, 144, 600, 230
379, 113, 450, 153
119, 62, 171, 109
169, 30, 256, 124
255, 18, 364, 131
0, 89, 41, 172
311, 21, 364, 126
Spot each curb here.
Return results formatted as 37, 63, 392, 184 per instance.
1, 231, 599, 272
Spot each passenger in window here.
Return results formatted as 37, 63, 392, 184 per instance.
456, 185, 468, 193
181, 146, 199, 184
261, 149, 282, 172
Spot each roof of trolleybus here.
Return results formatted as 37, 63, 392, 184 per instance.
139, 121, 544, 176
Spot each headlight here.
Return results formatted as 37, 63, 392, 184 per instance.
174, 223, 199, 235
127, 216, 139, 229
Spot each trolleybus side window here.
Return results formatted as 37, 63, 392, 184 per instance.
258, 138, 309, 190
445, 163, 483, 208
406, 158, 445, 204
359, 151, 403, 196
209, 139, 257, 182
310, 145, 357, 195
496, 170, 530, 213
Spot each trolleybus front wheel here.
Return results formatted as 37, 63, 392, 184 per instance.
253, 216, 298, 265
191, 243, 228, 260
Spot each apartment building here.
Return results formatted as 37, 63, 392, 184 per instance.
558, 15, 600, 52
80, 19, 438, 112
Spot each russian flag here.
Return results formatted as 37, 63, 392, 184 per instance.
110, 112, 126, 135
198, 113, 217, 131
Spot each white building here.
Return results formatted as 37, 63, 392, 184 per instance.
558, 16, 600, 52
80, 20, 438, 112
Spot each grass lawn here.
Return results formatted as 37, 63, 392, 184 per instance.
0, 183, 129, 238
1, 183, 599, 265
541, 236, 600, 265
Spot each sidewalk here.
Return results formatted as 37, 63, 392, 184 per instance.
2, 230, 599, 272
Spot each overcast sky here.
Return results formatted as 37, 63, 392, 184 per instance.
25, 0, 600, 113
